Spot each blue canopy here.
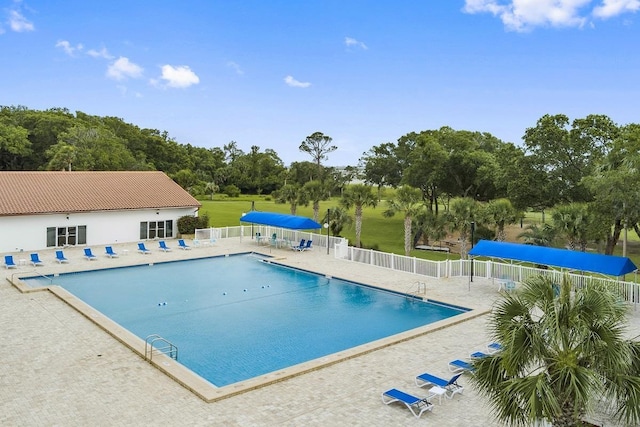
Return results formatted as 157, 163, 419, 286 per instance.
469, 240, 637, 277
240, 211, 322, 230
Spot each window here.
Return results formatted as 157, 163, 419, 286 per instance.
140, 221, 173, 240
47, 226, 87, 247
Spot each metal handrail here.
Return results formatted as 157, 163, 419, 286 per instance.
144, 334, 178, 361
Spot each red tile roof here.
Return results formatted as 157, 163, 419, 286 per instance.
0, 171, 201, 215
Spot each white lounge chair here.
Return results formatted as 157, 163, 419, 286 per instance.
55, 250, 69, 263
449, 359, 475, 374
105, 246, 119, 258
414, 372, 464, 398
84, 248, 98, 260
381, 388, 433, 419
4, 255, 17, 269
30, 253, 44, 266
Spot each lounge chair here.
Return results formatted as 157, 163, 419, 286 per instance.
158, 240, 172, 252
291, 239, 306, 251
55, 250, 69, 263
299, 240, 313, 251
30, 253, 44, 266
105, 246, 119, 258
138, 242, 151, 254
84, 248, 98, 260
449, 359, 475, 373
487, 342, 502, 354
470, 351, 489, 359
177, 239, 191, 250
381, 388, 433, 419
414, 372, 464, 398
4, 255, 17, 269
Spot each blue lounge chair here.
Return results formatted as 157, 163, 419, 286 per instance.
381, 388, 433, 419
55, 250, 69, 263
30, 253, 44, 266
470, 351, 489, 359
291, 239, 306, 251
84, 248, 98, 260
158, 240, 172, 252
4, 255, 17, 269
105, 246, 119, 258
138, 242, 151, 254
299, 240, 313, 251
414, 372, 464, 398
449, 359, 475, 373
487, 342, 502, 354
177, 239, 191, 250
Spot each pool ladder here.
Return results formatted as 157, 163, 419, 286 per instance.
145, 334, 178, 361
408, 281, 427, 298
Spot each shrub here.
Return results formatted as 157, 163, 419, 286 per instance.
177, 214, 210, 234
222, 184, 241, 198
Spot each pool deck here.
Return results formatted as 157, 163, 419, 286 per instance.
2, 239, 638, 426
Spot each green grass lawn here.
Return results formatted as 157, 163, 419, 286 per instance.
197, 196, 640, 266
198, 196, 453, 261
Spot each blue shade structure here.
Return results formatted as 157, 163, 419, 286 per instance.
240, 211, 321, 230
469, 240, 637, 277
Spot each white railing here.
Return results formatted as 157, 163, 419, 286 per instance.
334, 240, 640, 307
198, 228, 640, 307
195, 226, 347, 253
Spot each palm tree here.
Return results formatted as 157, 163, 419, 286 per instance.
382, 185, 424, 256
471, 275, 640, 427
276, 184, 309, 215
518, 223, 556, 247
484, 198, 520, 242
322, 206, 352, 237
414, 209, 448, 248
446, 197, 479, 259
552, 203, 591, 251
204, 181, 219, 200
303, 180, 330, 223
340, 184, 377, 248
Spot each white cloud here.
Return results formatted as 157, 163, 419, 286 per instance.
87, 47, 113, 59
593, 0, 640, 17
8, 9, 34, 32
226, 61, 244, 75
55, 40, 83, 56
284, 75, 311, 88
463, 0, 639, 31
106, 57, 144, 81
345, 36, 368, 50
156, 65, 200, 88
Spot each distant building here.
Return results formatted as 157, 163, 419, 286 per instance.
0, 171, 201, 253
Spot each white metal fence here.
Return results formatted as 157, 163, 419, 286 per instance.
335, 241, 640, 307
195, 226, 347, 252
196, 227, 640, 307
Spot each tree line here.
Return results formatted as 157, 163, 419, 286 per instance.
361, 115, 640, 256
2, 105, 639, 256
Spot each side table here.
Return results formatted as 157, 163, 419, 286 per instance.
428, 386, 447, 405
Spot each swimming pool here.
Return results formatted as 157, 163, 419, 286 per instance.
23, 254, 469, 388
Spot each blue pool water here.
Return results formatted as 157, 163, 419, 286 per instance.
24, 254, 468, 387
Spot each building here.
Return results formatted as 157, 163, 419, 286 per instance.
0, 171, 201, 253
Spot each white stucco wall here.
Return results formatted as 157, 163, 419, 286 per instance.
0, 208, 198, 253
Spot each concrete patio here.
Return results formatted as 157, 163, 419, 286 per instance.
1, 238, 637, 426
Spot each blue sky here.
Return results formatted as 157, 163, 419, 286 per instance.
1, 1, 639, 166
